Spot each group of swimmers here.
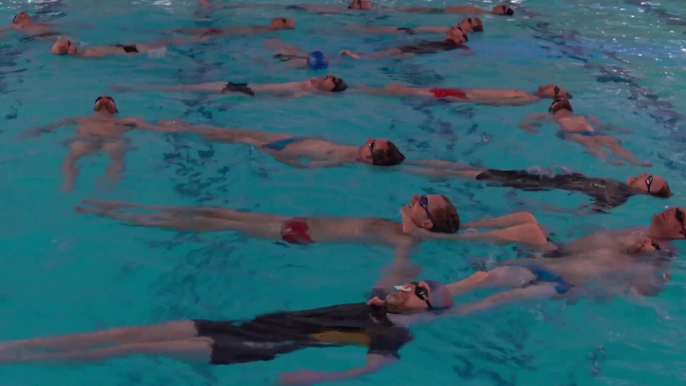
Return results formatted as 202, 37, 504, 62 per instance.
1, 2, 682, 385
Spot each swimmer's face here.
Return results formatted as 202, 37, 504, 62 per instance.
538, 84, 572, 99
407, 194, 445, 231
94, 95, 118, 114
457, 17, 482, 33
269, 17, 295, 30
626, 173, 670, 197
311, 75, 347, 92
52, 39, 77, 55
650, 207, 686, 240
382, 281, 433, 314
493, 4, 514, 16
361, 138, 388, 164
447, 26, 468, 43
348, 0, 372, 10
13, 11, 30, 25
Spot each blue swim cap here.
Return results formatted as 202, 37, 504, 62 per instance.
307, 51, 329, 70
424, 280, 453, 310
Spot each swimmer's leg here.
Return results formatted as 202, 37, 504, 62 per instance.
0, 338, 212, 365
340, 48, 404, 59
101, 140, 129, 181
75, 205, 286, 235
0, 321, 197, 354
573, 138, 623, 166
598, 136, 651, 167
139, 82, 228, 93
79, 200, 290, 223
446, 266, 536, 297
454, 284, 558, 316
61, 139, 100, 192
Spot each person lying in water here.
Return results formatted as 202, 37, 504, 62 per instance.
0, 11, 69, 39
111, 75, 348, 97
171, 17, 295, 37
50, 36, 206, 58
20, 95, 162, 191
153, 120, 406, 168
74, 195, 550, 265
406, 161, 671, 212
542, 206, 686, 258
263, 38, 337, 70
347, 17, 483, 36
396, 3, 514, 16
341, 27, 470, 60
520, 98, 650, 166
445, 237, 671, 319
355, 83, 571, 106
216, 0, 373, 13
0, 271, 454, 386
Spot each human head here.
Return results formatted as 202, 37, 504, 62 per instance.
381, 280, 453, 314
94, 95, 118, 114
492, 4, 514, 16
626, 172, 671, 198
310, 75, 347, 92
406, 194, 460, 233
347, 0, 372, 10
649, 207, 686, 240
457, 17, 483, 33
360, 138, 406, 166
537, 84, 572, 99
13, 11, 30, 25
447, 26, 468, 43
307, 51, 329, 70
51, 39, 77, 55
269, 17, 295, 30
549, 98, 573, 114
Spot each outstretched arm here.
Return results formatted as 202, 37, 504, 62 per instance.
341, 48, 408, 60
277, 354, 394, 385
404, 159, 475, 169
270, 153, 345, 168
21, 117, 79, 138
453, 223, 549, 246
518, 113, 550, 133
353, 83, 429, 97
463, 212, 539, 229
403, 167, 482, 180
373, 241, 419, 295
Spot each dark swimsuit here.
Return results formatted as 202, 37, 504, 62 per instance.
398, 39, 465, 55
524, 266, 573, 295
262, 137, 308, 151
474, 169, 634, 211
222, 82, 255, 96
193, 302, 412, 365
114, 44, 139, 53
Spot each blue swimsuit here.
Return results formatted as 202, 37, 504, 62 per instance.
262, 137, 308, 151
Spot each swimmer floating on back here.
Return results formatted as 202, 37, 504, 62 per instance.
20, 95, 163, 191
348, 17, 483, 36
397, 3, 514, 16
355, 83, 571, 106
263, 38, 335, 70
405, 159, 671, 212
153, 120, 406, 168
340, 27, 470, 60
171, 17, 295, 37
520, 97, 650, 166
214, 0, 373, 13
112, 74, 348, 97
0, 11, 70, 39
51, 36, 207, 58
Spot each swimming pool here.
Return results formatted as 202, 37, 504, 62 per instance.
2, 0, 686, 384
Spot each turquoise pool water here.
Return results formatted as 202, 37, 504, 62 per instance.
2, 0, 686, 384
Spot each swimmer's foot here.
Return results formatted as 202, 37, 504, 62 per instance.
340, 49, 361, 59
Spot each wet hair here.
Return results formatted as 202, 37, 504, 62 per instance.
506, 8, 514, 16
430, 195, 460, 233
549, 98, 573, 113
652, 182, 672, 198
332, 77, 348, 92
468, 17, 484, 32
372, 141, 406, 166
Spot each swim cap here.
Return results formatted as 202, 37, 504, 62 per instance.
424, 280, 453, 310
307, 51, 329, 70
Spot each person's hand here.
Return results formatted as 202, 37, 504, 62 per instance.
277, 370, 329, 386
340, 49, 360, 59
367, 296, 385, 306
